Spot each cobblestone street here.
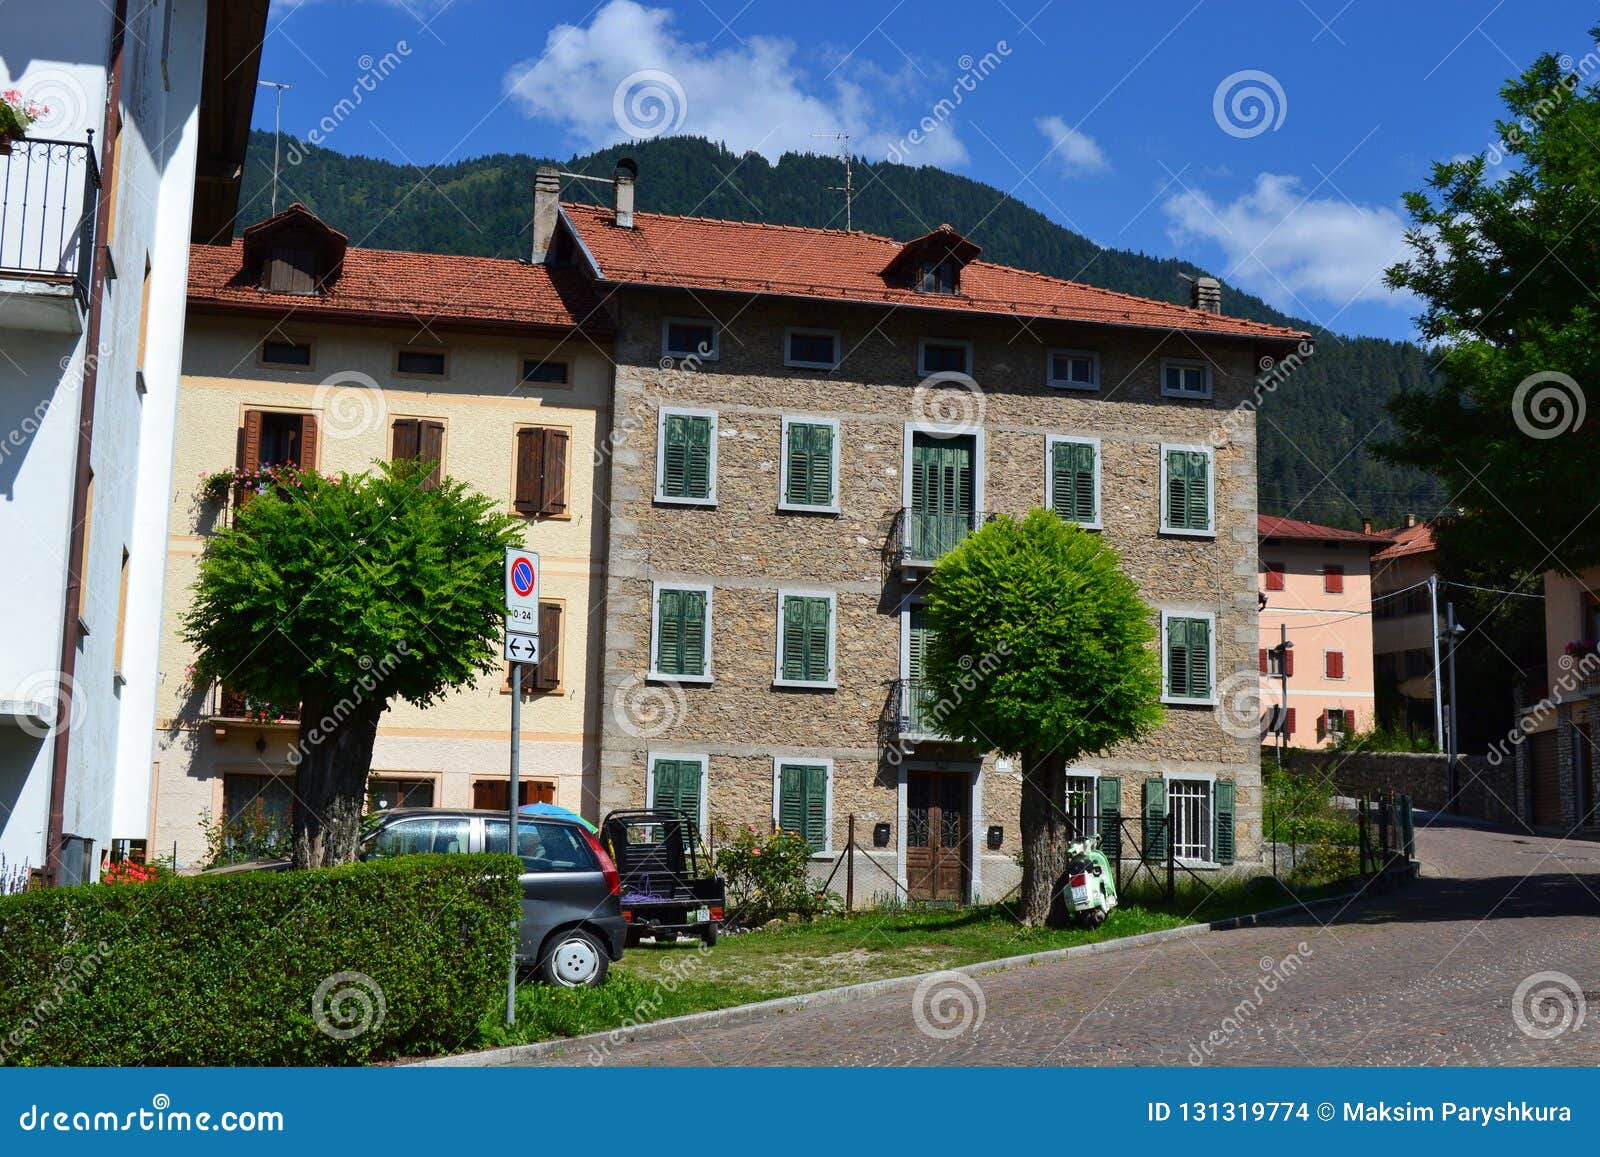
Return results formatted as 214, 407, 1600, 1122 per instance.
536, 819, 1600, 1066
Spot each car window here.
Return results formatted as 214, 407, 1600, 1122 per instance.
484, 820, 597, 872
365, 817, 471, 859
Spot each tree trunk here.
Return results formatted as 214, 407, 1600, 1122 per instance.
1018, 747, 1073, 926
290, 697, 383, 868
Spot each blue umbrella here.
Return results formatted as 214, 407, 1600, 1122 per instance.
519, 801, 598, 833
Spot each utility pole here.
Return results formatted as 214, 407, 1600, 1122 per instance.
1429, 573, 1445, 750
812, 132, 854, 230
257, 80, 292, 215
1444, 601, 1462, 812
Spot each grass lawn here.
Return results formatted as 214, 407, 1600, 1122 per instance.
468, 870, 1352, 1053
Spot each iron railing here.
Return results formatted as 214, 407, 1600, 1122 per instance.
209, 685, 301, 725
0, 133, 100, 310
885, 507, 993, 571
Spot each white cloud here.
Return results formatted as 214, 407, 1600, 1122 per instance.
503, 0, 967, 165
1163, 173, 1413, 308
1034, 116, 1108, 176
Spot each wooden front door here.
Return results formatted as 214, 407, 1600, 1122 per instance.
1530, 730, 1562, 827
906, 771, 969, 902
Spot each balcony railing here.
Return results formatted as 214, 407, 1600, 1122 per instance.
886, 507, 992, 575
889, 678, 949, 741
209, 685, 301, 726
0, 134, 100, 310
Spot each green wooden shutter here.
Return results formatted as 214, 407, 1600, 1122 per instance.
656, 588, 682, 675
680, 590, 707, 676
1142, 778, 1167, 861
685, 415, 712, 498
1097, 775, 1122, 860
782, 595, 831, 682
778, 763, 828, 852
1186, 451, 1209, 530
1187, 618, 1211, 699
805, 596, 830, 681
781, 596, 806, 681
778, 763, 804, 834
786, 422, 834, 507
662, 414, 712, 499
1165, 450, 1209, 530
1052, 441, 1095, 524
1166, 617, 1189, 698
653, 758, 704, 830
1164, 448, 1187, 529
1213, 780, 1236, 866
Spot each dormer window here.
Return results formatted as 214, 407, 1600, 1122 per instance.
265, 246, 318, 294
239, 203, 348, 298
919, 259, 960, 295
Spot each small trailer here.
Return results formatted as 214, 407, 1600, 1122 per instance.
600, 809, 726, 946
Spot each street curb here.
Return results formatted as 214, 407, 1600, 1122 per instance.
414, 866, 1418, 1068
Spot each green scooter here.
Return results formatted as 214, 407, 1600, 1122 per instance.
1062, 838, 1118, 927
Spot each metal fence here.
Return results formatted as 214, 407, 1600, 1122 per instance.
0, 134, 99, 309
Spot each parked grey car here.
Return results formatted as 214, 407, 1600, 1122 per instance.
360, 808, 626, 987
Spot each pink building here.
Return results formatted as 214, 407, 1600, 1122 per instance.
1258, 516, 1387, 748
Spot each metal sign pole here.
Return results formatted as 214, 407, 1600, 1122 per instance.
506, 660, 522, 1027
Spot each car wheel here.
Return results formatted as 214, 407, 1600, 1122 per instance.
701, 923, 719, 947
624, 928, 642, 949
539, 928, 609, 988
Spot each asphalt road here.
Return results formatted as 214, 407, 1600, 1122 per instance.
537, 817, 1600, 1066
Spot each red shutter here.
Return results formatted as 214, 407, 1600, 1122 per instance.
541, 429, 569, 515
1259, 648, 1269, 674
514, 428, 545, 514
1324, 565, 1344, 594
534, 602, 562, 690
1285, 708, 1296, 735
418, 420, 445, 490
1326, 651, 1345, 679
1317, 710, 1329, 739
298, 412, 319, 471
1284, 647, 1295, 677
1345, 709, 1356, 732
1265, 563, 1285, 591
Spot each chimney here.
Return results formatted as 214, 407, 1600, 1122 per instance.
613, 157, 638, 229
531, 166, 561, 262
1405, 512, 1417, 528
1191, 275, 1222, 314
1362, 517, 1373, 535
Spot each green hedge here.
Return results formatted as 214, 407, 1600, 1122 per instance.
0, 854, 520, 1065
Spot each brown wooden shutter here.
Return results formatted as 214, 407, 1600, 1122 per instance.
514, 428, 545, 514
541, 430, 568, 515
1259, 647, 1268, 674
391, 418, 421, 461
418, 420, 445, 490
1345, 709, 1356, 732
534, 602, 562, 689
240, 410, 264, 471
298, 413, 319, 470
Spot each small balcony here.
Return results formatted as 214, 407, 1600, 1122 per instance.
207, 685, 301, 738
888, 678, 950, 743
886, 508, 992, 580
0, 134, 100, 332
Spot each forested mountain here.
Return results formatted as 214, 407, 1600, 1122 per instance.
237, 133, 1446, 527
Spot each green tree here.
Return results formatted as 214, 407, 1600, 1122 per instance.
1383, 30, 1600, 575
922, 510, 1164, 925
183, 461, 522, 868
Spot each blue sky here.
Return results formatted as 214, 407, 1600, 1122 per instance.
256, 0, 1600, 340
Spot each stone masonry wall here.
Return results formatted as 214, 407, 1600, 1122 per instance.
598, 289, 1272, 883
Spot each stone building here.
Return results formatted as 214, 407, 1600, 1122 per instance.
148, 204, 614, 866
547, 166, 1308, 900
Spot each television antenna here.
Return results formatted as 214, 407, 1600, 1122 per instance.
812, 132, 853, 231
257, 80, 293, 214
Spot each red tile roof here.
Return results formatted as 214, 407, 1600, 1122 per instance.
1371, 522, 1437, 562
187, 238, 614, 338
1258, 514, 1388, 545
561, 203, 1309, 343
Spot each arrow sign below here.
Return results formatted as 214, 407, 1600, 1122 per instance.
503, 631, 539, 664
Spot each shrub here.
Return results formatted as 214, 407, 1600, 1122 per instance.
0, 854, 519, 1065
715, 827, 838, 927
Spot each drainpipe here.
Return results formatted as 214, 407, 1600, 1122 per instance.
45, 0, 129, 885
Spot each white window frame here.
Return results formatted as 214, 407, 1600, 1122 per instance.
1046, 347, 1100, 392
770, 756, 835, 855
916, 336, 974, 378
777, 415, 841, 514
773, 588, 838, 689
646, 752, 710, 839
1160, 356, 1213, 400
1160, 608, 1218, 706
1065, 769, 1101, 841
1158, 442, 1216, 538
661, 317, 720, 362
1163, 771, 1218, 866
648, 581, 714, 684
1044, 434, 1102, 531
655, 406, 719, 507
1326, 707, 1351, 738
783, 327, 841, 371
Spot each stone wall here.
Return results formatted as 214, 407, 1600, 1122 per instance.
598, 288, 1273, 880
1279, 748, 1521, 826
